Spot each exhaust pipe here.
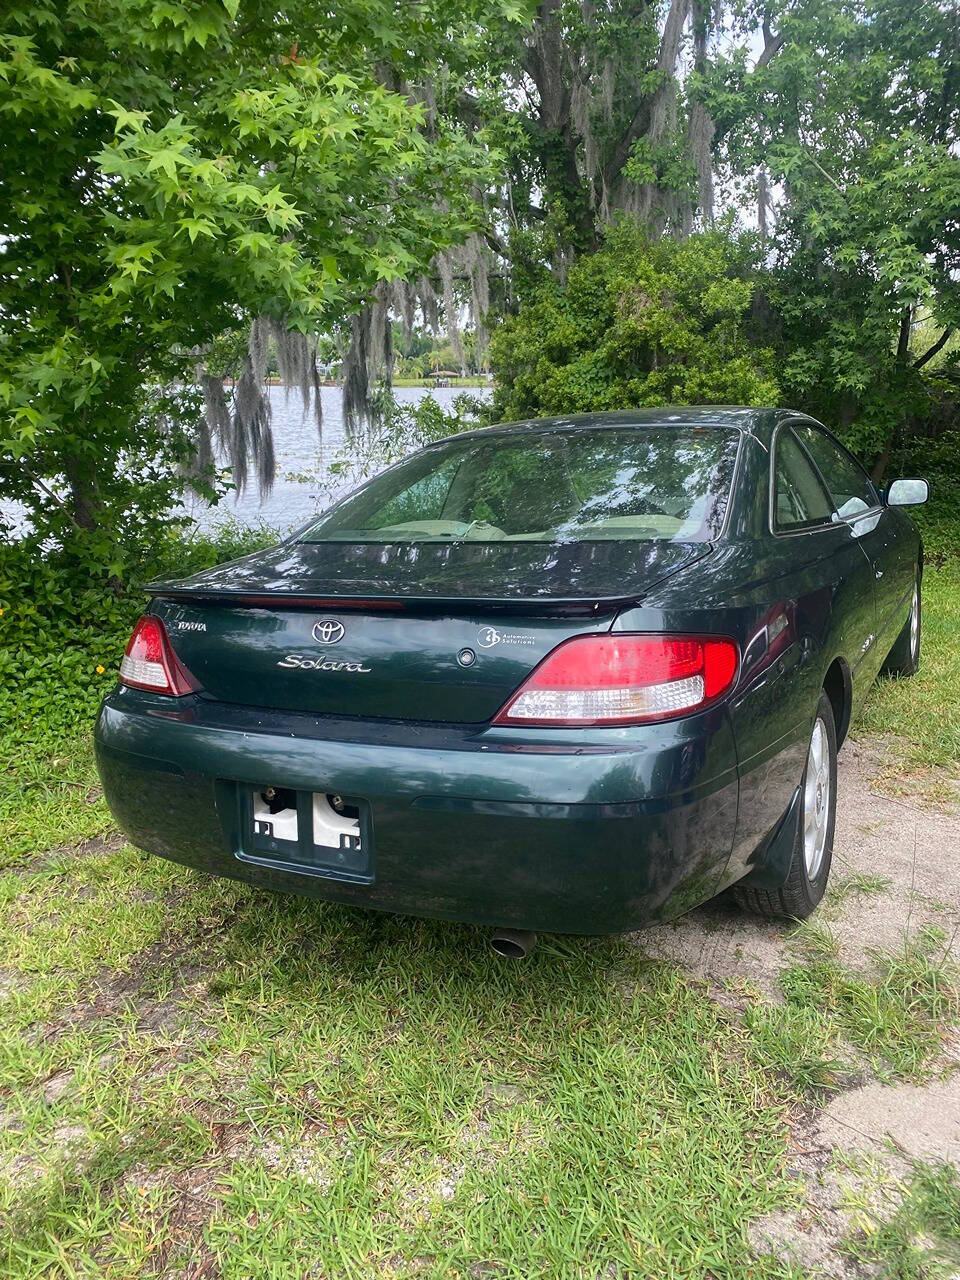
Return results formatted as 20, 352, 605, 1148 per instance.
490, 928, 537, 958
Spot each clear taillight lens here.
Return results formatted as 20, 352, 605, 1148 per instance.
492, 634, 739, 727
120, 615, 200, 695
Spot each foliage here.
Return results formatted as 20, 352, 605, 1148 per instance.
0, 0, 516, 573
484, 0, 960, 488
0, 522, 276, 744
302, 391, 482, 509
489, 221, 779, 421
709, 0, 960, 480
889, 434, 960, 563
470, 0, 717, 258
4, 0, 960, 572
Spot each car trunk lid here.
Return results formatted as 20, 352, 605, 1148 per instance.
149, 540, 710, 721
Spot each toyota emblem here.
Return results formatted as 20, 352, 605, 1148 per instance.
312, 619, 345, 645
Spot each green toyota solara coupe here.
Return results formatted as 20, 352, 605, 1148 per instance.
95, 408, 927, 955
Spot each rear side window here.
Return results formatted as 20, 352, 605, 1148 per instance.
363, 455, 462, 530
793, 424, 879, 519
774, 429, 834, 531
300, 427, 741, 544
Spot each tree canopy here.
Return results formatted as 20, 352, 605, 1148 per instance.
0, 0, 518, 568
483, 0, 959, 496
3, 0, 960, 570
711, 0, 960, 478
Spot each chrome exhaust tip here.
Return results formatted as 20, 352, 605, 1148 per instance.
490, 928, 537, 958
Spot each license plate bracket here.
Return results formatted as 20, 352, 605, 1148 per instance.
236, 785, 373, 882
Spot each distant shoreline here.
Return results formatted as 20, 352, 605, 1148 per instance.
253, 377, 491, 389
392, 378, 490, 388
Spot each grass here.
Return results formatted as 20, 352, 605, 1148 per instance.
855, 560, 960, 799
741, 1001, 849, 1096
737, 913, 959, 1096
841, 1159, 960, 1279
0, 735, 107, 870
828, 872, 893, 905
780, 925, 958, 1080
1, 542, 959, 1276
1, 839, 803, 1278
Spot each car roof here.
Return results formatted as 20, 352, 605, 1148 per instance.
430, 406, 803, 447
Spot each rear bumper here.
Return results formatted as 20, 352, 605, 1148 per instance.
94, 689, 740, 934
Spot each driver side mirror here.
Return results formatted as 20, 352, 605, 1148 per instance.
886, 478, 929, 507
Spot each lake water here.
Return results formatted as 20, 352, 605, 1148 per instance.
183, 383, 487, 536
2, 385, 488, 541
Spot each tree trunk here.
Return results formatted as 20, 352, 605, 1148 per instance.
870, 411, 899, 484
871, 307, 914, 482
64, 455, 100, 533
525, 0, 596, 250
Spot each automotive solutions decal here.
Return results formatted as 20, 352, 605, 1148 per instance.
476, 626, 536, 649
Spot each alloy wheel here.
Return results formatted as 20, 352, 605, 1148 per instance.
910, 585, 920, 662
803, 717, 831, 880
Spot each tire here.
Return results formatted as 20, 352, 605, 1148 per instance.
735, 690, 837, 920
881, 569, 921, 677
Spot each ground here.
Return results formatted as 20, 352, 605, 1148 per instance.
646, 741, 960, 1277
1, 567, 959, 1278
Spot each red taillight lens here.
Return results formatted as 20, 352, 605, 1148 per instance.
119, 615, 200, 695
492, 634, 739, 727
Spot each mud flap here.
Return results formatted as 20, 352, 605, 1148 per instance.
738, 784, 802, 889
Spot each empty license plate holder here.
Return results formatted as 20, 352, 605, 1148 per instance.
236, 785, 373, 883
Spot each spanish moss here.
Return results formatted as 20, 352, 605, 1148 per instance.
192, 315, 321, 496
341, 309, 371, 436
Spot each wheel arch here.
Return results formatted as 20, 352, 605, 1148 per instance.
822, 656, 852, 748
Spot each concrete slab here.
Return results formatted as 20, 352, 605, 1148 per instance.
816, 1074, 960, 1165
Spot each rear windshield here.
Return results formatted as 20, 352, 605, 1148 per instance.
299, 426, 740, 544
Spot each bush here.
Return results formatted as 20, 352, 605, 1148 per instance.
0, 521, 277, 744
489, 222, 779, 422
889, 424, 960, 564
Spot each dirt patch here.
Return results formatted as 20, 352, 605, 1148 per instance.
641, 738, 960, 1279
0, 1118, 91, 1189
639, 739, 960, 990
748, 1149, 904, 1280
816, 1074, 960, 1165
373, 1084, 542, 1228
859, 734, 960, 811
640, 899, 790, 1000
8, 832, 127, 878
749, 1075, 960, 1278
827, 741, 960, 969
0, 968, 27, 1001
40, 1068, 75, 1105
29, 929, 215, 1048
151, 1163, 224, 1279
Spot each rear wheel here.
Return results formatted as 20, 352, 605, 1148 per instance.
736, 690, 837, 920
881, 570, 921, 677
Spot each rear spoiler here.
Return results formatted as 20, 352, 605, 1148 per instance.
145, 545, 714, 618
147, 588, 628, 619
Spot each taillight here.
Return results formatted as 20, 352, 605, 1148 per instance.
119, 615, 200, 695
492, 634, 739, 727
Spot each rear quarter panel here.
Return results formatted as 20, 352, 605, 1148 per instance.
617, 524, 876, 887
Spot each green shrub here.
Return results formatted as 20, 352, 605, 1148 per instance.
489, 222, 779, 422
889, 433, 960, 564
0, 521, 276, 744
